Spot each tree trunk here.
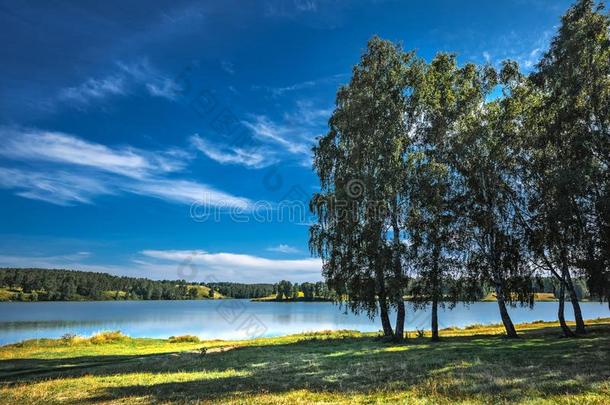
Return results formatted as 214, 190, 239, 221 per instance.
431, 297, 439, 341
379, 297, 394, 338
563, 269, 586, 334
391, 199, 405, 341
495, 284, 518, 338
375, 262, 393, 338
395, 301, 405, 341
431, 251, 440, 342
373, 235, 394, 339
558, 277, 576, 337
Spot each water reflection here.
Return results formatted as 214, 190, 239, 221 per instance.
0, 300, 607, 345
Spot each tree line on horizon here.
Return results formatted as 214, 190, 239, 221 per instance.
0, 268, 211, 301
0, 268, 283, 301
0, 268, 341, 301
309, 0, 609, 340
0, 267, 589, 304
273, 280, 336, 300
0, 268, 304, 301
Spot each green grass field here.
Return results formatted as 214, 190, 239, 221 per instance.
1, 319, 609, 404
251, 293, 333, 302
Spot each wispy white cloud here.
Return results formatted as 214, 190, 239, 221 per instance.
117, 60, 181, 100
478, 29, 555, 72
0, 251, 95, 269
260, 80, 318, 97
243, 115, 311, 155
0, 167, 114, 205
190, 134, 276, 168
140, 249, 321, 283
295, 0, 318, 12
241, 99, 331, 166
146, 79, 180, 99
264, 0, 319, 18
0, 248, 321, 283
189, 98, 331, 169
266, 244, 301, 254
0, 127, 180, 179
0, 127, 251, 208
221, 60, 235, 75
284, 100, 332, 126
128, 178, 251, 210
253, 73, 347, 97
0, 252, 152, 281
522, 47, 543, 70
58, 60, 180, 106
59, 76, 126, 104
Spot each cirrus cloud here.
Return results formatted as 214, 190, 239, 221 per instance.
0, 127, 252, 209
139, 249, 321, 283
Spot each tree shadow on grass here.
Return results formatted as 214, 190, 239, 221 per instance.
0, 352, 177, 381
3, 325, 610, 403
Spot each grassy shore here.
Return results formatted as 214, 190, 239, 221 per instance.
1, 319, 609, 404
251, 295, 333, 302
252, 292, 560, 303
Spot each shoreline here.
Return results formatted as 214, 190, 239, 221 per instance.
0, 296, 603, 304
2, 318, 609, 404
2, 316, 609, 348
3, 317, 610, 348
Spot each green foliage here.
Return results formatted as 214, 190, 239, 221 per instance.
0, 268, 219, 301
276, 280, 292, 299
168, 335, 201, 343
89, 331, 127, 344
406, 53, 491, 335
207, 282, 275, 299
310, 0, 610, 339
0, 269, 333, 302
529, 0, 610, 305
310, 36, 418, 339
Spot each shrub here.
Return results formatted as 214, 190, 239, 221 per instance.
90, 331, 127, 344
464, 322, 503, 330
60, 333, 87, 345
168, 335, 200, 343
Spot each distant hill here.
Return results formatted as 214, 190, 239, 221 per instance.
0, 268, 224, 302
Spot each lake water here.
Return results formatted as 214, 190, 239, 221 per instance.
0, 300, 608, 345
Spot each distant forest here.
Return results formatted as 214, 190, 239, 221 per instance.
0, 268, 325, 301
0, 268, 215, 301
0, 268, 335, 302
206, 282, 274, 299
0, 268, 591, 303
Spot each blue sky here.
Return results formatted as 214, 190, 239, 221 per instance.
0, 0, 573, 283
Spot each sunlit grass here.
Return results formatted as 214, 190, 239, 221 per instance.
1, 319, 609, 404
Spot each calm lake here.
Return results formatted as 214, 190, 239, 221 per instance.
0, 300, 608, 345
